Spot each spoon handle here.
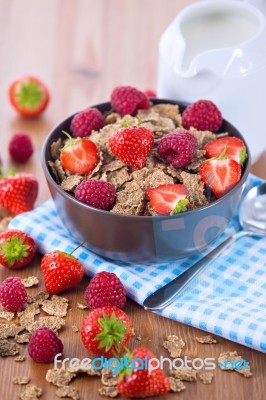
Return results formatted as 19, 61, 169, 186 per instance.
143, 231, 248, 311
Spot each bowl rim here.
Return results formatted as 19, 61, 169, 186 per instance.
41, 99, 251, 221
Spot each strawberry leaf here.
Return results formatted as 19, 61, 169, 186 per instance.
240, 147, 247, 166
96, 312, 128, 353
170, 198, 189, 215
0, 235, 30, 266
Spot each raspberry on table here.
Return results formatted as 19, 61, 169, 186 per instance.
85, 271, 126, 309
70, 108, 104, 138
182, 99, 222, 132
28, 327, 63, 363
110, 85, 150, 116
9, 132, 34, 163
75, 180, 116, 210
157, 130, 198, 169
0, 277, 27, 311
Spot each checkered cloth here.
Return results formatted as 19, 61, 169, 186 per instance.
9, 174, 266, 353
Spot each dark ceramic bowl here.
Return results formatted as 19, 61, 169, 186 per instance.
41, 100, 251, 263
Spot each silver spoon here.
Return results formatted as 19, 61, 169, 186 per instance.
143, 182, 266, 311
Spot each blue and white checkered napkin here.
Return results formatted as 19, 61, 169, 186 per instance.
9, 174, 266, 353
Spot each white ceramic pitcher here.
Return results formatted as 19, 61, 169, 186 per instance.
157, 0, 266, 161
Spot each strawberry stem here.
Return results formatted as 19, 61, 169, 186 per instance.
69, 241, 86, 255
62, 130, 73, 141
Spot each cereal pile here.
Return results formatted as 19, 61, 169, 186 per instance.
48, 103, 229, 216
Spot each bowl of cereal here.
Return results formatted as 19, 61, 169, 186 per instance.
42, 87, 250, 262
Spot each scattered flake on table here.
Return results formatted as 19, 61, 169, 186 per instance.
68, 362, 101, 376
163, 335, 185, 358
0, 339, 20, 357
27, 291, 49, 304
14, 355, 26, 362
196, 335, 217, 344
41, 295, 69, 317
46, 369, 76, 387
0, 323, 24, 339
18, 304, 40, 328
101, 369, 118, 386
77, 303, 88, 310
21, 276, 39, 288
98, 386, 119, 398
169, 377, 186, 392
198, 372, 214, 384
19, 383, 43, 399
71, 325, 79, 333
0, 311, 15, 321
170, 367, 197, 381
28, 316, 65, 333
55, 385, 80, 400
15, 332, 31, 344
218, 351, 252, 377
12, 376, 31, 385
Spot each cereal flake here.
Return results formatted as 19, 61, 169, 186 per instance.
196, 335, 217, 344
163, 335, 185, 358
55, 386, 80, 400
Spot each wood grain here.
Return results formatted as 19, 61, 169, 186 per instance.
0, 1, 265, 399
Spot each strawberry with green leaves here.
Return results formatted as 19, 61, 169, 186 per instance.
81, 306, 133, 358
0, 171, 38, 216
0, 229, 36, 269
118, 347, 170, 398
60, 131, 98, 174
204, 136, 247, 166
146, 184, 189, 215
9, 76, 50, 117
109, 125, 154, 169
41, 250, 84, 294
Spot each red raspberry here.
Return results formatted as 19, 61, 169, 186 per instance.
85, 271, 126, 309
110, 86, 150, 116
182, 100, 222, 132
0, 277, 27, 311
157, 130, 197, 169
70, 108, 104, 138
9, 132, 33, 163
28, 327, 63, 363
75, 180, 116, 210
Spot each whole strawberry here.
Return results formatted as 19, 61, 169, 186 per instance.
81, 306, 133, 357
28, 327, 63, 363
0, 172, 38, 216
85, 271, 126, 309
111, 86, 150, 116
0, 277, 27, 311
0, 229, 36, 269
41, 250, 84, 294
118, 347, 170, 398
109, 126, 154, 169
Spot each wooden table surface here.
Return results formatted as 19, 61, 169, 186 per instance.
0, 1, 265, 399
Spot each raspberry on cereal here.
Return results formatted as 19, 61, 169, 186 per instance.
110, 86, 150, 116
157, 130, 197, 169
182, 100, 222, 132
